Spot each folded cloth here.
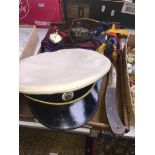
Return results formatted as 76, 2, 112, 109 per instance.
76, 39, 100, 50
41, 24, 69, 52
90, 22, 123, 37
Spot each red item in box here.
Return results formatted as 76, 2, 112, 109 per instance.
19, 0, 63, 28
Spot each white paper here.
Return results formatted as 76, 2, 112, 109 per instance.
121, 2, 135, 15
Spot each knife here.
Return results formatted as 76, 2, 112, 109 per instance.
105, 64, 125, 135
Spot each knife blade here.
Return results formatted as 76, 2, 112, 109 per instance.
105, 64, 125, 135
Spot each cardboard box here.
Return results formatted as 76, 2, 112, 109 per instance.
19, 0, 63, 28
19, 22, 132, 135
122, 31, 135, 126
19, 25, 39, 60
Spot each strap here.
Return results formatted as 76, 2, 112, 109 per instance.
24, 83, 96, 106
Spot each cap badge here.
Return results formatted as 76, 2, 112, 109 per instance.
62, 92, 74, 101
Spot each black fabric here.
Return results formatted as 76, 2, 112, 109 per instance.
27, 83, 94, 104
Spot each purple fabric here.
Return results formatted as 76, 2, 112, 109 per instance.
41, 24, 101, 52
